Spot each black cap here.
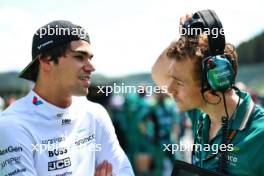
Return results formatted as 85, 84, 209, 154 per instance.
19, 20, 90, 82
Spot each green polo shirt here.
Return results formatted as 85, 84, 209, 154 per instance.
187, 91, 264, 176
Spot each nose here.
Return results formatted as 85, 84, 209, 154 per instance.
83, 60, 96, 73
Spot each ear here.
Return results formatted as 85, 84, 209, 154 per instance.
203, 89, 221, 104
38, 56, 53, 72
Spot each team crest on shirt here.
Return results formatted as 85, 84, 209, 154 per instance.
32, 96, 43, 106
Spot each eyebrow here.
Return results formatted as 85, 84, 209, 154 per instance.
171, 75, 183, 82
71, 50, 94, 58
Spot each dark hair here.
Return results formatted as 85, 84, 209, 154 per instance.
31, 42, 71, 82
166, 34, 238, 82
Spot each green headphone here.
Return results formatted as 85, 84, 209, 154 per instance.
202, 54, 235, 92
183, 9, 235, 92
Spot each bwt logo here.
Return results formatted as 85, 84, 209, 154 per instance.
48, 157, 71, 171
48, 148, 68, 157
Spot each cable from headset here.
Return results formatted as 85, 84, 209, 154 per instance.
218, 91, 229, 174
222, 91, 230, 118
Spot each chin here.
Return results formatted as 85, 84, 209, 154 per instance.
177, 104, 189, 112
73, 89, 89, 96
179, 105, 196, 112
178, 107, 186, 112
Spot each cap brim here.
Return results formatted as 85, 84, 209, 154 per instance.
19, 56, 39, 82
151, 46, 172, 88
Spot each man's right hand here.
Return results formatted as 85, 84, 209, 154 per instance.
180, 13, 193, 26
179, 13, 193, 35
95, 160, 112, 176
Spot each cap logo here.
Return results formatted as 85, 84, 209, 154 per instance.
37, 40, 54, 50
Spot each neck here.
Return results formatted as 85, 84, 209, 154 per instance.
33, 79, 72, 108
201, 89, 240, 125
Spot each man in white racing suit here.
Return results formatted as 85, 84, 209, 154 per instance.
0, 20, 134, 176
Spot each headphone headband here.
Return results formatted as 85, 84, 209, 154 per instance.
194, 10, 225, 55
183, 9, 225, 56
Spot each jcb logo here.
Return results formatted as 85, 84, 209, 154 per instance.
48, 157, 71, 171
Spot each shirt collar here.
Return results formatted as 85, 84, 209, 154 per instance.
25, 90, 71, 119
230, 91, 255, 131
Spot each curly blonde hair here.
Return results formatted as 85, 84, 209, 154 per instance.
166, 34, 238, 82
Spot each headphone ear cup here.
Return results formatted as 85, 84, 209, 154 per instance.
206, 55, 235, 91
224, 54, 236, 75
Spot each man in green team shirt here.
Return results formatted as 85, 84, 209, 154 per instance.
151, 12, 264, 175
